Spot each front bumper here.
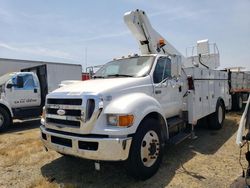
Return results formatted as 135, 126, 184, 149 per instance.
40, 125, 132, 161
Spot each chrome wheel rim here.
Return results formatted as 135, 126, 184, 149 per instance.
218, 106, 223, 124
140, 130, 160, 167
0, 113, 4, 127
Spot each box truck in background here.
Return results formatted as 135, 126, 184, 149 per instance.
0, 60, 82, 131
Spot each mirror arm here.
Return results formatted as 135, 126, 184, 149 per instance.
155, 77, 169, 87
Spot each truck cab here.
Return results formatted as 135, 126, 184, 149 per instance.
0, 72, 42, 130
93, 54, 183, 118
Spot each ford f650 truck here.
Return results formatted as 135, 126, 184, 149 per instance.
0, 63, 82, 131
40, 10, 232, 179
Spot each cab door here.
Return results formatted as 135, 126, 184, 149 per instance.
5, 73, 41, 108
152, 56, 182, 118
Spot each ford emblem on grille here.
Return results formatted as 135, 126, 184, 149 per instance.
57, 109, 66, 116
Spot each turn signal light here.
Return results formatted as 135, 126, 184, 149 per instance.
119, 115, 134, 127
107, 114, 134, 127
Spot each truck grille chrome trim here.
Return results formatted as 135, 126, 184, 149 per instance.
47, 98, 82, 105
47, 108, 81, 116
46, 98, 83, 130
46, 114, 82, 122
46, 104, 82, 110
45, 96, 101, 133
46, 118, 81, 128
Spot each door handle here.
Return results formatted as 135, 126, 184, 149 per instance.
34, 88, 37, 93
155, 90, 161, 94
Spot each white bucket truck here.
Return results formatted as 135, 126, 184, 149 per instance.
40, 10, 231, 179
0, 63, 82, 131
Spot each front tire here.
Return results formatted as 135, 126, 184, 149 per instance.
0, 107, 11, 132
126, 118, 163, 180
209, 100, 225, 130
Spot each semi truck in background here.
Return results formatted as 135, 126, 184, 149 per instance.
0, 62, 82, 131
40, 9, 248, 180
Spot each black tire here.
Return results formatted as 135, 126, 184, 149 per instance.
0, 107, 11, 132
232, 93, 243, 111
237, 94, 243, 111
126, 118, 163, 180
209, 100, 225, 130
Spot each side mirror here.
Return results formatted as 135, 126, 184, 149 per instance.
16, 76, 24, 88
6, 83, 13, 89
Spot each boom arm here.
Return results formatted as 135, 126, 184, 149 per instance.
124, 9, 184, 59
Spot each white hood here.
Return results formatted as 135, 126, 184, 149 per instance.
50, 77, 151, 97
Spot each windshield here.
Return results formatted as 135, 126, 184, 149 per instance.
94, 56, 155, 78
0, 72, 16, 86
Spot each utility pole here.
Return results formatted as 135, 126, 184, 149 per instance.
85, 47, 88, 71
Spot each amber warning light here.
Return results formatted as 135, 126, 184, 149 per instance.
159, 39, 166, 48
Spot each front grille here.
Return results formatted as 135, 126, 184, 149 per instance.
46, 98, 83, 130
47, 108, 81, 116
47, 118, 81, 128
47, 98, 82, 105
46, 97, 97, 131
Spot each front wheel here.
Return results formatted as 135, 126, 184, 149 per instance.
0, 107, 11, 132
126, 118, 163, 180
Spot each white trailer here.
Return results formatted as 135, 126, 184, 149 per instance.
0, 59, 82, 131
0, 58, 82, 92
40, 9, 231, 180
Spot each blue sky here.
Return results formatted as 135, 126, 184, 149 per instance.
0, 0, 249, 70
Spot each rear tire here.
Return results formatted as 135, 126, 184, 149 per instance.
209, 100, 225, 130
0, 107, 11, 132
126, 118, 163, 180
232, 93, 243, 111
238, 94, 243, 111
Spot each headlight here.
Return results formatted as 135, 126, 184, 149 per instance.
107, 114, 118, 126
107, 114, 134, 127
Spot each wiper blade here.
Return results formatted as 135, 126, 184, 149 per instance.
107, 74, 133, 77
